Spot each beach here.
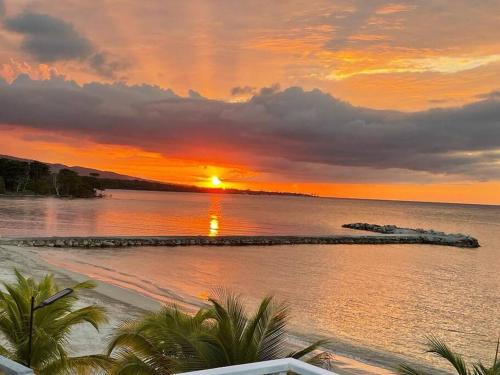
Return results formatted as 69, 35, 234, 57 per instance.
0, 243, 398, 375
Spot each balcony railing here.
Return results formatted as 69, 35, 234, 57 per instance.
0, 356, 336, 375
176, 358, 339, 375
0, 356, 34, 375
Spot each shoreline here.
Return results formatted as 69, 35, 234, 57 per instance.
3, 189, 500, 207
0, 243, 407, 375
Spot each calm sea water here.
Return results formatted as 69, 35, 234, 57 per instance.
1, 190, 499, 371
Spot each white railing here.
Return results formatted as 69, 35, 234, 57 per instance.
0, 356, 34, 375
176, 358, 339, 375
0, 356, 336, 375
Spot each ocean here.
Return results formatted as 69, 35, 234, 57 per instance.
1, 189, 499, 371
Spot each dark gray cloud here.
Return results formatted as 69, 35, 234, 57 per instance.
0, 0, 5, 18
3, 10, 127, 78
476, 90, 500, 100
427, 99, 449, 104
230, 86, 256, 96
88, 52, 129, 79
188, 89, 205, 99
4, 11, 93, 62
0, 75, 499, 182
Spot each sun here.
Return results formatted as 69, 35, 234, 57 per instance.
211, 176, 222, 187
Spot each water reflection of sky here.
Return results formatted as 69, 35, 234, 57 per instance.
2, 190, 499, 240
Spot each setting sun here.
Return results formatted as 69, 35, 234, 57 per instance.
211, 176, 222, 187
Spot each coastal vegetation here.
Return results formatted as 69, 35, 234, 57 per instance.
107, 290, 331, 374
0, 270, 109, 374
398, 336, 500, 375
98, 177, 311, 197
0, 155, 311, 198
0, 157, 103, 198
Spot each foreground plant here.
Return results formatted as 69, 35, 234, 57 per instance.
0, 270, 109, 374
398, 335, 500, 375
108, 291, 331, 374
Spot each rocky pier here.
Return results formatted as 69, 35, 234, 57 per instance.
342, 223, 479, 248
0, 223, 479, 249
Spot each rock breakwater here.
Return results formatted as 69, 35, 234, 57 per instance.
0, 224, 479, 249
342, 223, 479, 248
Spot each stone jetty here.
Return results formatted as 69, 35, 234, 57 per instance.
342, 223, 479, 247
0, 223, 479, 248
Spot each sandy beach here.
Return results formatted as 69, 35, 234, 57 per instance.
0, 243, 397, 375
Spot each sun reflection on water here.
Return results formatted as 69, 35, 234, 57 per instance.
209, 215, 219, 236
208, 194, 221, 236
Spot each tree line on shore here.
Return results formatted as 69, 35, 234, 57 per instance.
0, 156, 313, 198
0, 270, 498, 375
0, 158, 102, 198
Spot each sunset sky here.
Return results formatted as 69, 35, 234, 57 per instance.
1, 0, 499, 204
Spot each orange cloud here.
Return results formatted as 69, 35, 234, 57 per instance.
375, 4, 415, 15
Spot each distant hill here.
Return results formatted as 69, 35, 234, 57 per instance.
49, 163, 145, 181
0, 154, 312, 197
0, 154, 143, 181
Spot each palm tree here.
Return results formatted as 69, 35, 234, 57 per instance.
398, 335, 500, 375
0, 269, 109, 374
108, 291, 331, 374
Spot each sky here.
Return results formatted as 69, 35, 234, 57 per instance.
0, 0, 499, 204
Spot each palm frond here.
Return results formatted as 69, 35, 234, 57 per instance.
39, 354, 111, 375
494, 337, 499, 367
288, 338, 330, 360
254, 298, 288, 361
472, 362, 500, 375
109, 290, 335, 374
108, 331, 158, 359
397, 363, 429, 375
53, 305, 108, 331
0, 342, 11, 357
397, 336, 500, 375
0, 269, 107, 373
72, 280, 98, 291
426, 335, 470, 375
306, 351, 335, 369
109, 353, 159, 375
241, 296, 273, 360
